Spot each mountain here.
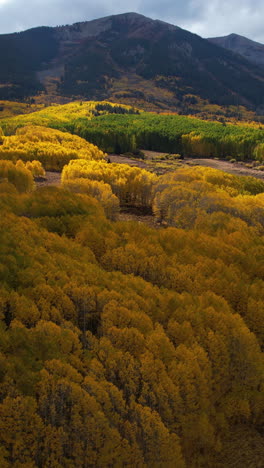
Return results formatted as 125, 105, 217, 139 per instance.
208, 33, 264, 68
1, 12, 264, 111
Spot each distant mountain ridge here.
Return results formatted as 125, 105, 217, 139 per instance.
1, 12, 264, 111
208, 33, 264, 68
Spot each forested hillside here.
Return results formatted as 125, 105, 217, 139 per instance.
1, 101, 264, 162
0, 98, 263, 467
1, 12, 264, 114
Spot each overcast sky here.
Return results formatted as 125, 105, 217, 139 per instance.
0, 0, 263, 43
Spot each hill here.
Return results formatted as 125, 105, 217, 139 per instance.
1, 100, 264, 162
208, 33, 264, 68
1, 12, 264, 113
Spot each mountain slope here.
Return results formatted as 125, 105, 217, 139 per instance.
208, 33, 264, 68
1, 13, 264, 110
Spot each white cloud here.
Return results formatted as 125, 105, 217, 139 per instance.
179, 0, 264, 42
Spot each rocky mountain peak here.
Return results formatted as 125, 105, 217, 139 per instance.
208, 33, 264, 67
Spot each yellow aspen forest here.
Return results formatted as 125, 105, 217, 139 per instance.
0, 101, 263, 468
0, 125, 105, 170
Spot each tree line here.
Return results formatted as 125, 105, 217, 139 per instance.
1, 101, 264, 161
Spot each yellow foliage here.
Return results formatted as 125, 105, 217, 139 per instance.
1, 100, 138, 133
0, 100, 42, 119
0, 160, 34, 192
0, 125, 105, 170
62, 159, 158, 207
63, 177, 120, 220
0, 162, 263, 467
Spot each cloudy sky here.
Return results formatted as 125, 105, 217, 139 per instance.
0, 0, 263, 42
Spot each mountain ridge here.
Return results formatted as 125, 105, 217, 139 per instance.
1, 12, 264, 112
208, 33, 264, 68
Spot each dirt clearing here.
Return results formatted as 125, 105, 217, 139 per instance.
110, 152, 264, 179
